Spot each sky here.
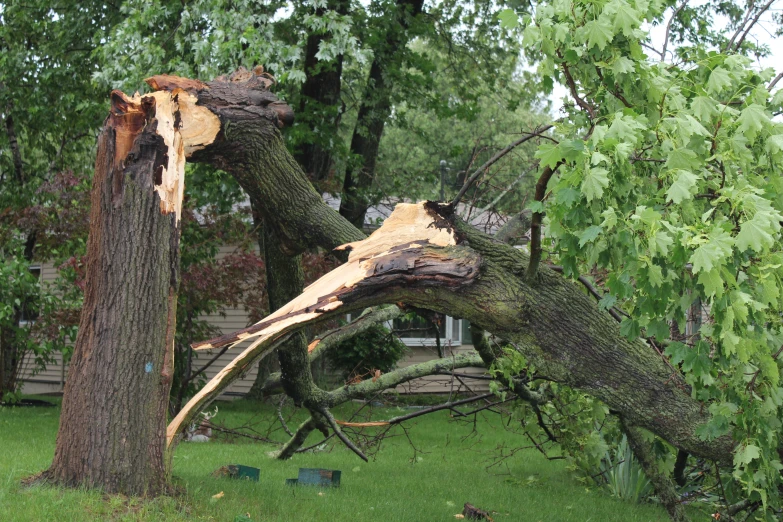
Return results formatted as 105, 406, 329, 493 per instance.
542, 0, 783, 115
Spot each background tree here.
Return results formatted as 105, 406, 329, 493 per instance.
0, 1, 120, 402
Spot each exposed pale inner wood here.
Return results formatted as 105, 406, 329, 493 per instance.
167, 203, 460, 445
110, 89, 220, 222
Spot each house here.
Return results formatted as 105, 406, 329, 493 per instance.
21, 197, 512, 398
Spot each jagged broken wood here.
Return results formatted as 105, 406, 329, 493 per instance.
167, 203, 481, 444
169, 199, 734, 465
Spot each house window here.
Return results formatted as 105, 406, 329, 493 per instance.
345, 311, 463, 347
390, 313, 462, 347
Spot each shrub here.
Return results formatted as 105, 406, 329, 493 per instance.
325, 323, 408, 381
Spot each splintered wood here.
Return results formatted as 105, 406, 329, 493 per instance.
108, 88, 219, 221
167, 203, 479, 445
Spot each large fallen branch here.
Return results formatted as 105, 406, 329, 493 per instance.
167, 201, 733, 463
135, 70, 734, 465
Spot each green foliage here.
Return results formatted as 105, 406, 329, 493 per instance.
517, 0, 783, 511
325, 323, 408, 380
600, 435, 654, 503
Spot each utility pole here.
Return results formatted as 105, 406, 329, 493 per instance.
439, 159, 447, 202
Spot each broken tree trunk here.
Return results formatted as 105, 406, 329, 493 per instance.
41, 89, 218, 496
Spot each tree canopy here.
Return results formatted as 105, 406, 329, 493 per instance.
3, 0, 783, 520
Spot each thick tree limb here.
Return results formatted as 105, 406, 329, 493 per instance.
168, 201, 733, 464
258, 305, 402, 396
143, 70, 735, 465
622, 421, 689, 522
147, 69, 364, 255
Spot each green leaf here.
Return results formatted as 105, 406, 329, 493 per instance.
581, 18, 614, 51
598, 293, 617, 311
581, 167, 610, 202
498, 9, 519, 29
666, 170, 699, 204
579, 225, 603, 247
665, 149, 699, 171
600, 207, 617, 229
736, 104, 771, 141
647, 264, 663, 287
736, 213, 775, 252
690, 235, 730, 274
691, 96, 717, 121
611, 56, 634, 76
619, 318, 640, 339
765, 134, 783, 154
665, 342, 688, 366
707, 67, 732, 94
698, 268, 724, 298
607, 0, 640, 36
535, 143, 564, 169
734, 444, 761, 467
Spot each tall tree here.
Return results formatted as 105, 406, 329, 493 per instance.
0, 1, 121, 401
338, 0, 425, 228
42, 87, 221, 495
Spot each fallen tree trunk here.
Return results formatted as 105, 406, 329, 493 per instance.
168, 201, 733, 463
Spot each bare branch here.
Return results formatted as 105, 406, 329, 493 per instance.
559, 58, 596, 119
660, 0, 689, 62
733, 0, 775, 52
725, 0, 758, 52
319, 406, 369, 462
768, 71, 783, 90
451, 125, 554, 207
526, 162, 564, 283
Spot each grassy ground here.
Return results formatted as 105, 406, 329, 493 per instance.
0, 396, 677, 521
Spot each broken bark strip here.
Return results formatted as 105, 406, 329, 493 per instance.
42, 89, 216, 496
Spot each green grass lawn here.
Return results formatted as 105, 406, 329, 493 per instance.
0, 396, 677, 521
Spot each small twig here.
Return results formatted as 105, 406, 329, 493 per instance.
277, 395, 293, 437
451, 125, 554, 207
747, 344, 783, 391
725, 0, 757, 52
560, 58, 596, 119
526, 162, 564, 283
767, 71, 783, 90
295, 434, 335, 453
205, 422, 279, 444
385, 393, 497, 424
732, 0, 775, 52
660, 0, 689, 62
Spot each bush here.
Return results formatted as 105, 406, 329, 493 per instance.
325, 323, 408, 381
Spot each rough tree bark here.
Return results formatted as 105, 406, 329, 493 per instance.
40, 89, 219, 495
